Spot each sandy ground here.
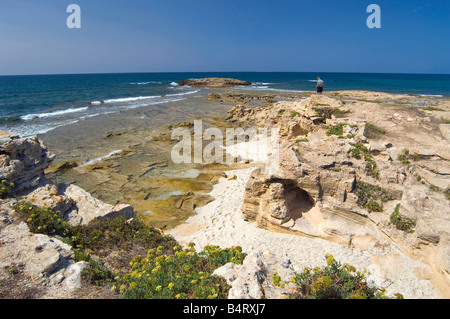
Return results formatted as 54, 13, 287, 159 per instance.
168, 167, 442, 299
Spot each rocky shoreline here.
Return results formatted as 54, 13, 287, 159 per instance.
1, 86, 449, 299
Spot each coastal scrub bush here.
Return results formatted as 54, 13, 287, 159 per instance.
0, 180, 14, 199
70, 216, 177, 255
326, 122, 346, 137
13, 201, 72, 237
350, 142, 379, 179
398, 149, 411, 165
290, 110, 299, 119
441, 116, 450, 124
286, 254, 399, 299
12, 201, 248, 295
390, 204, 416, 233
352, 181, 401, 213
364, 122, 386, 139
114, 244, 246, 299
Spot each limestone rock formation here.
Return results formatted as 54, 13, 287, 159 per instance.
0, 131, 55, 193
228, 93, 450, 290
0, 133, 136, 297
177, 77, 252, 88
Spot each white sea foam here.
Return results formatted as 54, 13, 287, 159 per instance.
236, 86, 310, 93
166, 90, 200, 97
129, 81, 162, 85
420, 94, 443, 97
170, 82, 179, 86
251, 86, 269, 89
93, 90, 198, 105
20, 107, 89, 121
81, 149, 123, 167
103, 95, 160, 104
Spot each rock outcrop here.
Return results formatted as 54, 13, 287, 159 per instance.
0, 131, 55, 193
227, 93, 450, 294
0, 132, 135, 298
177, 77, 252, 88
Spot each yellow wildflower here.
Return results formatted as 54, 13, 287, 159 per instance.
129, 282, 137, 290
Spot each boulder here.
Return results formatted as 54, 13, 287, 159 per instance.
0, 132, 55, 193
62, 184, 136, 226
0, 222, 73, 278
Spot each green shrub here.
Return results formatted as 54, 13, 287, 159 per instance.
82, 258, 116, 285
290, 110, 299, 119
0, 180, 14, 199
364, 122, 386, 139
295, 138, 309, 143
390, 204, 416, 233
367, 200, 382, 213
115, 244, 246, 299
350, 142, 379, 179
272, 272, 283, 287
70, 216, 177, 254
441, 116, 450, 124
13, 201, 72, 237
326, 122, 346, 137
398, 149, 411, 165
286, 254, 399, 299
352, 181, 401, 213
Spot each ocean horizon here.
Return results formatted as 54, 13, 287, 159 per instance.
1, 71, 449, 137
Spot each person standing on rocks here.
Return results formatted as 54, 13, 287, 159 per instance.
316, 77, 324, 94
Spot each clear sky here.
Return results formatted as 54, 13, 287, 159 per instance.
0, 0, 449, 75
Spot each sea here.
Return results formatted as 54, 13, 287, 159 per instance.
1, 72, 449, 138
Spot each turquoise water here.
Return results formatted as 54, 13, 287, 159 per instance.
1, 72, 449, 137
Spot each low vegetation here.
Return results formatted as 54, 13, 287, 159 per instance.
0, 180, 14, 199
313, 107, 350, 119
390, 204, 416, 233
364, 122, 386, 139
352, 181, 401, 213
290, 110, 299, 119
398, 149, 411, 165
12, 200, 246, 299
350, 142, 379, 179
284, 254, 402, 299
11, 199, 411, 299
116, 244, 245, 299
326, 122, 346, 138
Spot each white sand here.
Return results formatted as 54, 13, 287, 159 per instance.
168, 168, 441, 299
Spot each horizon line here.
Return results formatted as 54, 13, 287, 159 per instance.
1, 70, 450, 77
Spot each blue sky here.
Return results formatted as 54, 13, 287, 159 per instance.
0, 0, 449, 75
